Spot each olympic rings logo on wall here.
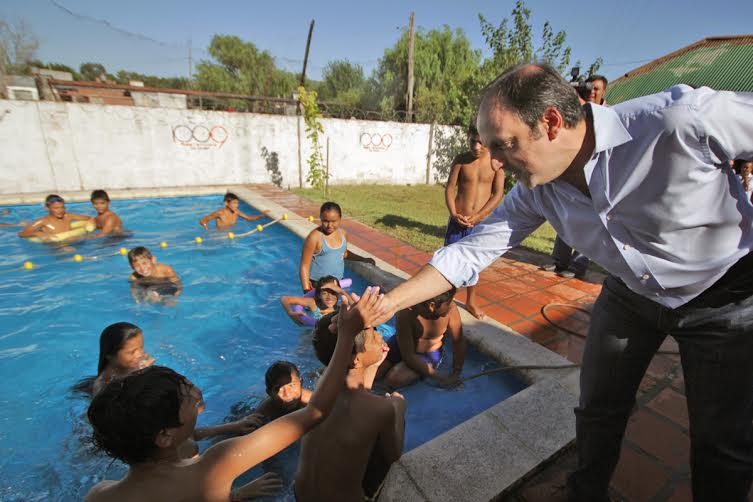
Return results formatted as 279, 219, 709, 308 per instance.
360, 132, 393, 152
172, 124, 229, 149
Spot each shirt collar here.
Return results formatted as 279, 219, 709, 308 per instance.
588, 103, 633, 155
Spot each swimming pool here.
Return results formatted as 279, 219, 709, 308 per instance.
0, 195, 525, 501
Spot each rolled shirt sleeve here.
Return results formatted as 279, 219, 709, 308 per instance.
430, 183, 546, 288
697, 90, 753, 164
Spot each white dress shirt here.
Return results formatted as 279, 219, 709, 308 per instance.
430, 85, 753, 308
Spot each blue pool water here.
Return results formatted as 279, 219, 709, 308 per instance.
0, 195, 525, 501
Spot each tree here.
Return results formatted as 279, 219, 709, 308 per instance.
372, 25, 481, 124
115, 70, 188, 89
79, 62, 107, 81
195, 35, 297, 98
0, 18, 39, 77
319, 60, 365, 107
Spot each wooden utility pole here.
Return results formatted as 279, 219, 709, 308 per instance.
406, 12, 415, 123
187, 39, 192, 88
300, 20, 315, 87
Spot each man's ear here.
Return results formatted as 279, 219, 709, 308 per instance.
154, 428, 176, 449
543, 106, 564, 140
151, 256, 157, 264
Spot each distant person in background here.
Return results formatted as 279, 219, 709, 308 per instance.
88, 190, 124, 238
199, 192, 270, 230
541, 75, 608, 279
444, 119, 505, 319
18, 194, 93, 241
0, 208, 26, 228
299, 201, 375, 293
735, 159, 753, 203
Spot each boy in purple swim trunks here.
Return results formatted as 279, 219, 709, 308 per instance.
444, 120, 505, 319
377, 287, 466, 388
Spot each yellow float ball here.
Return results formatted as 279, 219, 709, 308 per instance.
23, 261, 34, 270
119, 247, 128, 255
283, 213, 289, 220
256, 224, 263, 232
308, 215, 314, 222
227, 232, 235, 240
160, 241, 168, 248
195, 236, 203, 244
73, 254, 83, 263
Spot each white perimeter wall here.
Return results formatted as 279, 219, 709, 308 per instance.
0, 100, 458, 195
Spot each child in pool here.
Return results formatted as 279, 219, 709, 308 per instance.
199, 192, 270, 230
84, 286, 383, 502
299, 201, 376, 293
128, 246, 182, 303
18, 194, 93, 241
280, 275, 346, 325
88, 190, 124, 238
92, 322, 155, 395
91, 322, 269, 462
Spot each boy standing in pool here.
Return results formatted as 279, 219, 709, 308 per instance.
295, 312, 406, 502
199, 192, 270, 230
444, 120, 505, 319
89, 190, 124, 238
127, 246, 182, 302
18, 194, 93, 241
299, 201, 375, 292
377, 287, 466, 388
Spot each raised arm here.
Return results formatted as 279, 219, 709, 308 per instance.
200, 287, 384, 486
299, 231, 318, 292
280, 295, 318, 325
468, 165, 505, 225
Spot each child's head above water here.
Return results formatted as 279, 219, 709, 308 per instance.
313, 312, 387, 369
314, 275, 341, 311
417, 286, 458, 319
128, 246, 155, 276
90, 190, 111, 214
88, 366, 203, 465
265, 360, 304, 410
97, 322, 145, 374
224, 192, 240, 211
319, 202, 342, 235
45, 194, 65, 217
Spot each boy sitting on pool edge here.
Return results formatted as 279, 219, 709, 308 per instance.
199, 192, 270, 230
295, 311, 405, 502
127, 246, 182, 303
376, 286, 466, 388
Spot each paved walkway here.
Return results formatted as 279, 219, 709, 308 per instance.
250, 184, 693, 502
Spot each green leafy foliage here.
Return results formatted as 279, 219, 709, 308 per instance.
319, 59, 365, 107
298, 86, 328, 191
79, 62, 107, 81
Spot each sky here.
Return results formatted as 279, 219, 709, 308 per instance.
2, 0, 752, 83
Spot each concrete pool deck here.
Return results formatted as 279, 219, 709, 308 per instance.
3, 185, 693, 501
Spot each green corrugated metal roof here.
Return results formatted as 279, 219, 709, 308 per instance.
606, 37, 753, 105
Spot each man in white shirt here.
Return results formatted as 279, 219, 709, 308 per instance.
374, 63, 753, 501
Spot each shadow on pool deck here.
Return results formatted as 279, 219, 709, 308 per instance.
247, 184, 693, 502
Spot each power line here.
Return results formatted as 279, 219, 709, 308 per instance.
49, 0, 207, 53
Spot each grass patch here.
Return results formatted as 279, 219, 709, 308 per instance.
292, 185, 556, 255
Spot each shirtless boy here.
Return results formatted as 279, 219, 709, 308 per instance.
18, 194, 93, 241
84, 286, 383, 502
295, 312, 405, 502
89, 190, 124, 238
300, 201, 375, 292
444, 122, 505, 318
255, 361, 312, 423
199, 193, 270, 230
127, 246, 182, 302
377, 287, 466, 388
